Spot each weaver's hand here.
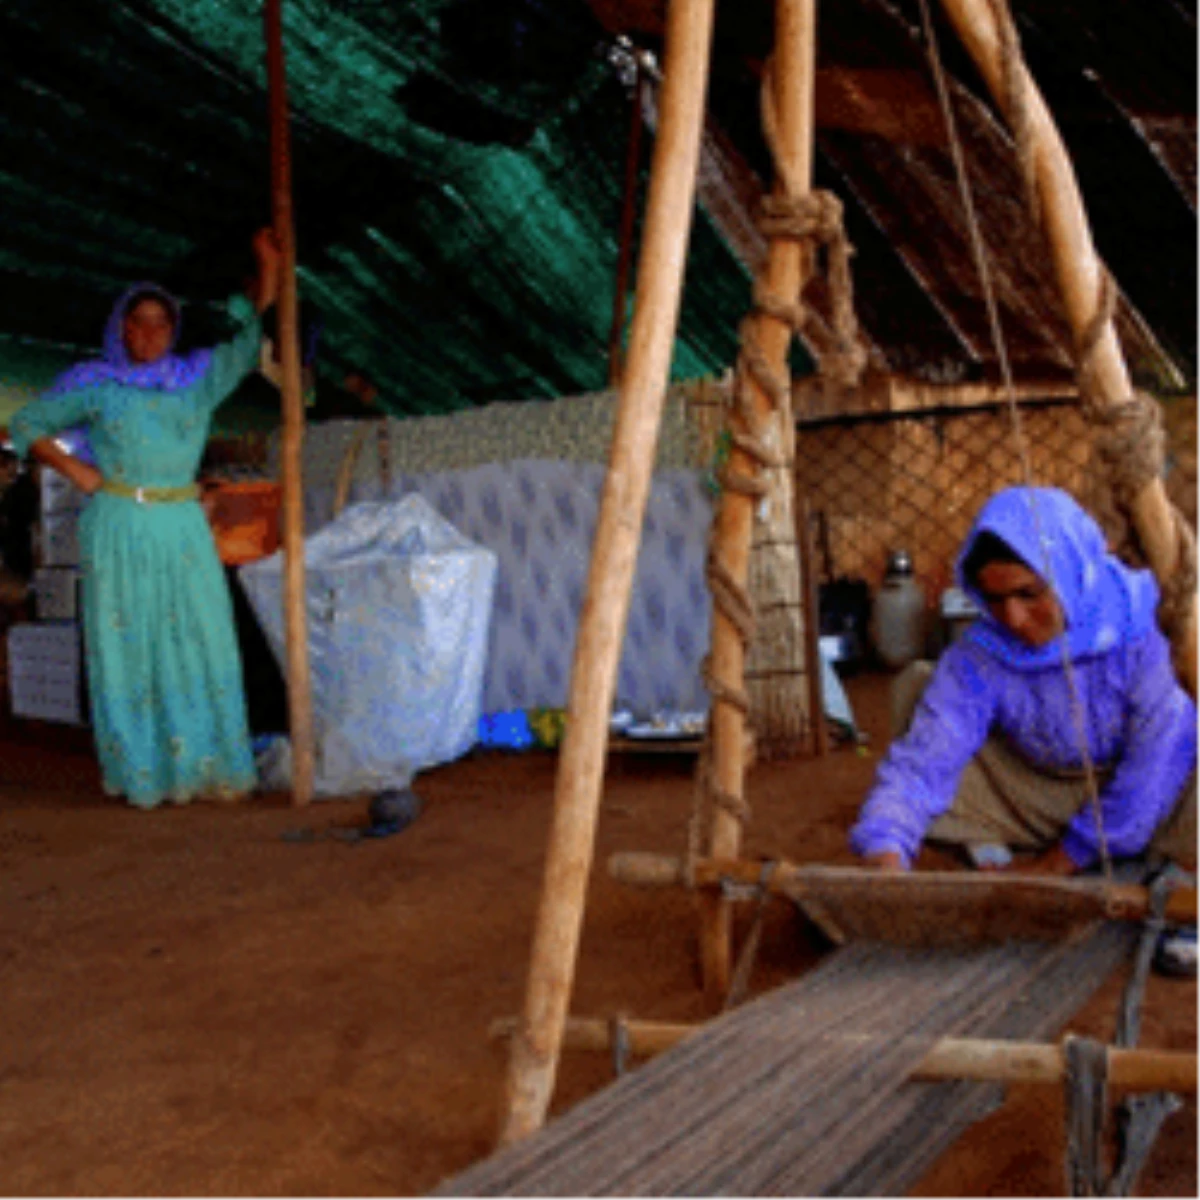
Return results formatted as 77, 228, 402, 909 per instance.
1010, 842, 1078, 877
250, 227, 283, 312
862, 850, 905, 872
252, 226, 283, 271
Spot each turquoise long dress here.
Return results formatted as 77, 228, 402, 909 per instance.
10, 294, 262, 807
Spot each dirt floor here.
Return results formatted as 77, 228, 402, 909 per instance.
0, 672, 1194, 1197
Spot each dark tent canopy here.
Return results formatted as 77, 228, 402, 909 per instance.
0, 0, 1193, 425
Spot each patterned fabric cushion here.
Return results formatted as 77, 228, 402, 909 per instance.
306, 459, 714, 717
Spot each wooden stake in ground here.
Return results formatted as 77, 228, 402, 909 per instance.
497, 0, 717, 1147
701, 0, 818, 1001
938, 0, 1196, 696
264, 0, 314, 805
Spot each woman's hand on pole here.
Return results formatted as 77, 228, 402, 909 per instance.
250, 227, 284, 313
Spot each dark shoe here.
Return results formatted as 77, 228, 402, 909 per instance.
1153, 925, 1197, 978
365, 787, 423, 837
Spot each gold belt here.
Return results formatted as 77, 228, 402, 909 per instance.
101, 481, 200, 504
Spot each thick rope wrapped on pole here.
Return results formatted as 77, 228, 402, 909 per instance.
1073, 273, 1198, 679
689, 178, 865, 875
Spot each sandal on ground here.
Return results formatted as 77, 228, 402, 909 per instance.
1147, 926, 1200, 974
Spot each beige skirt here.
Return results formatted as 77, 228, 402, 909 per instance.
891, 661, 1196, 869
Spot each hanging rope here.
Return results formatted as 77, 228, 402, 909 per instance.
685, 55, 867, 880
952, 20, 1200, 1150
917, 0, 1115, 878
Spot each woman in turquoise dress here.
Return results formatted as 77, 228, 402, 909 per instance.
10, 229, 281, 808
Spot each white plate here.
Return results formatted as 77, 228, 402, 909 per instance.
624, 723, 702, 741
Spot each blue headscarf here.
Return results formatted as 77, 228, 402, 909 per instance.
43, 282, 214, 396
956, 486, 1159, 670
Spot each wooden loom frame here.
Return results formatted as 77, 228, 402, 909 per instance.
496, 0, 1197, 1149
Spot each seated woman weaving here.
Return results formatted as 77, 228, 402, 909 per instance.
850, 486, 1196, 877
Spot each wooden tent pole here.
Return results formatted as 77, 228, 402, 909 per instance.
264, 0, 315, 805
700, 0, 818, 1001
497, 0, 716, 1147
489, 1015, 1198, 1095
607, 53, 647, 388
938, 0, 1196, 696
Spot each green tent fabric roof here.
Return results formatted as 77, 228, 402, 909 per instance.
0, 0, 752, 426
0, 0, 1194, 430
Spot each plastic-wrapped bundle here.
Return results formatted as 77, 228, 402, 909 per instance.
240, 495, 497, 797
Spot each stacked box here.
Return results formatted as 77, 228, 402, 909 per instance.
37, 466, 87, 568
7, 622, 87, 725
39, 511, 82, 567
32, 566, 83, 621
40, 470, 88, 517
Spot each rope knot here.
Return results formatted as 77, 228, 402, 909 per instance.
758, 190, 845, 244
1085, 390, 1165, 513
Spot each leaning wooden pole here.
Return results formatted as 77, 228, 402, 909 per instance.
938, 0, 1196, 697
264, 0, 315, 805
700, 0, 818, 1001
497, 0, 717, 1146
607, 53, 647, 388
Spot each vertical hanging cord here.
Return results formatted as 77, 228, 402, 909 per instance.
916, 0, 1112, 879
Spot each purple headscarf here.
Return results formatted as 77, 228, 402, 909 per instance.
955, 486, 1159, 670
44, 282, 214, 396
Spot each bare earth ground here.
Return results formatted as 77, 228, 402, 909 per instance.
0, 673, 1194, 1197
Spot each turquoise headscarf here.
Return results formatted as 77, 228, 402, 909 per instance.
955, 486, 1159, 670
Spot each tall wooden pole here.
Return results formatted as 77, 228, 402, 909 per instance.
498, 0, 716, 1146
938, 0, 1196, 696
699, 0, 818, 1002
607, 54, 647, 388
265, 0, 315, 805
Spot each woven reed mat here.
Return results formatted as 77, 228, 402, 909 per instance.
436, 923, 1137, 1196
779, 866, 1135, 948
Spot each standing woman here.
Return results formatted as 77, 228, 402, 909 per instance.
10, 229, 282, 808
